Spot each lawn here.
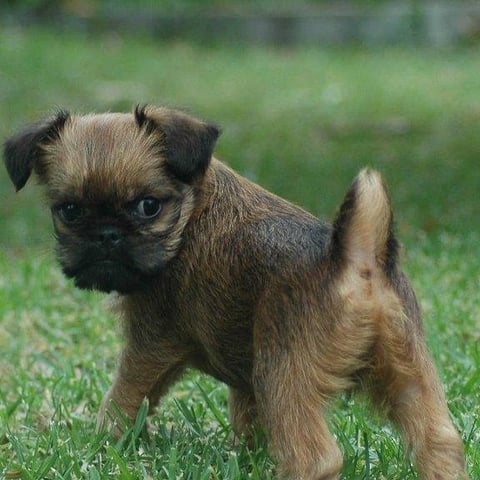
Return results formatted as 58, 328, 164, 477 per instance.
0, 27, 479, 479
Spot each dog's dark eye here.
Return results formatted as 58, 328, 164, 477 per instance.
134, 197, 162, 219
57, 203, 84, 223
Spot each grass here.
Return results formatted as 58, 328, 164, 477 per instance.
0, 27, 479, 478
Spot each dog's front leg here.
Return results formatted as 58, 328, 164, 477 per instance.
96, 344, 186, 436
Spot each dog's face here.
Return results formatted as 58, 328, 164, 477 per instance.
4, 106, 220, 293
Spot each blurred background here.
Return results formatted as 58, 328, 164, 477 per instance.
1, 0, 479, 252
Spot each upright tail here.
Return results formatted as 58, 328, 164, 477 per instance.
329, 171, 468, 480
330, 169, 398, 276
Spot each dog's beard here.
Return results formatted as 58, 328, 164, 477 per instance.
56, 235, 169, 294
66, 261, 146, 294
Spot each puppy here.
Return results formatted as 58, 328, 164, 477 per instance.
4, 106, 467, 479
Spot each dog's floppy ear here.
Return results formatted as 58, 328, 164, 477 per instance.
134, 105, 221, 183
3, 110, 70, 191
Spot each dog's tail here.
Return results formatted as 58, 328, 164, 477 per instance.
330, 169, 398, 276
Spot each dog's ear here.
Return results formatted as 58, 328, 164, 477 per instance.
134, 105, 221, 183
3, 110, 70, 191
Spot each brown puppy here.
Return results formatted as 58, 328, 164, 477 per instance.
4, 106, 467, 479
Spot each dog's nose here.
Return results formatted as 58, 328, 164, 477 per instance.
95, 226, 123, 246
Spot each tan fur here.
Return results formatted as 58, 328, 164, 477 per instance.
4, 107, 468, 480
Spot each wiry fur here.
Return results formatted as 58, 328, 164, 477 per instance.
3, 107, 467, 480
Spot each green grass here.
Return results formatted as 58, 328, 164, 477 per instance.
1, 28, 479, 479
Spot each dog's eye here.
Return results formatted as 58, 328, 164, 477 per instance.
57, 203, 84, 223
134, 197, 162, 219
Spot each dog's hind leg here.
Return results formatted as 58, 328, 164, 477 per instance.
332, 169, 467, 479
252, 339, 344, 480
368, 282, 467, 479
228, 387, 259, 446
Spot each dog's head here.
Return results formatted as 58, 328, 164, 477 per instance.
4, 106, 220, 293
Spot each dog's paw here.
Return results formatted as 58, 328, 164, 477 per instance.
96, 394, 150, 442
95, 396, 132, 438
